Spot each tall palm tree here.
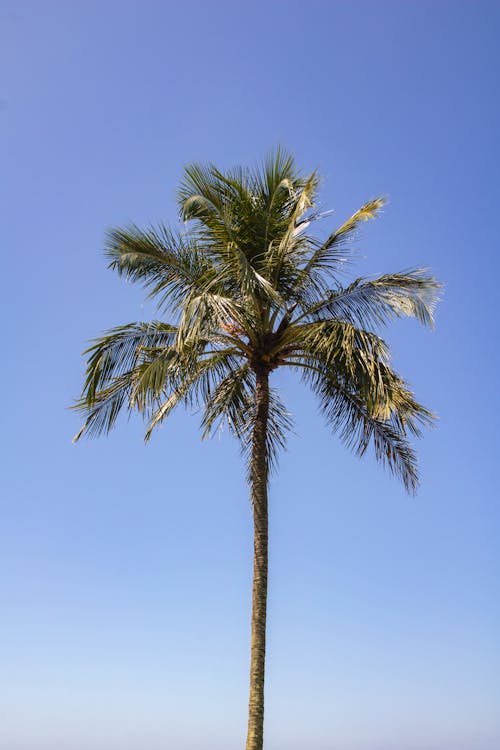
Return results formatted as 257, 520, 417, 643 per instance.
74, 149, 440, 750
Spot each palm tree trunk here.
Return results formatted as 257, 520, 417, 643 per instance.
245, 367, 270, 750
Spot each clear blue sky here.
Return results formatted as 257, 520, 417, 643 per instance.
1, 2, 499, 749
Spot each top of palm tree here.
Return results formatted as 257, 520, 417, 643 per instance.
74, 148, 441, 492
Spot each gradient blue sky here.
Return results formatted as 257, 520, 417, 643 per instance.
1, 2, 499, 749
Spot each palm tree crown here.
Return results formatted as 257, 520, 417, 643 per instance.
74, 149, 439, 492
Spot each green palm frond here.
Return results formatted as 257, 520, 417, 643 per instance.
144, 348, 244, 441
294, 269, 441, 329
177, 291, 243, 344
201, 369, 293, 475
72, 322, 179, 441
264, 389, 294, 474
297, 361, 432, 493
291, 198, 386, 299
201, 362, 254, 441
309, 197, 386, 270
76, 322, 177, 406
178, 163, 229, 222
264, 171, 319, 293
73, 373, 137, 441
258, 147, 297, 195
105, 225, 212, 312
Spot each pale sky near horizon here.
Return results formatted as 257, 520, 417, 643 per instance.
1, 1, 499, 749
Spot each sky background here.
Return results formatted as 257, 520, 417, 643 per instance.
1, 1, 499, 749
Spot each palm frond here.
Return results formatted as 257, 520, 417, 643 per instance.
201, 363, 254, 442
264, 389, 294, 474
76, 322, 177, 407
73, 322, 180, 441
281, 320, 391, 376
105, 224, 212, 313
264, 171, 319, 289
143, 348, 246, 441
294, 269, 442, 330
176, 290, 256, 348
73, 373, 136, 441
202, 368, 293, 475
297, 361, 433, 493
178, 163, 228, 223
291, 198, 386, 297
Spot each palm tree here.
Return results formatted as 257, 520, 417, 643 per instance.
74, 149, 440, 750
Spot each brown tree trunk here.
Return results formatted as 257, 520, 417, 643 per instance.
245, 367, 270, 750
